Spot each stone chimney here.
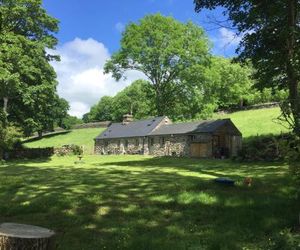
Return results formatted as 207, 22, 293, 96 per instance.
122, 114, 133, 125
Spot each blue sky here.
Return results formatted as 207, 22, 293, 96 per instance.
43, 0, 240, 117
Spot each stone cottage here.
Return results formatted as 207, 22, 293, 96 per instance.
94, 114, 242, 158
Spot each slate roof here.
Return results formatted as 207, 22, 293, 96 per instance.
95, 117, 241, 140
95, 116, 166, 139
150, 119, 231, 135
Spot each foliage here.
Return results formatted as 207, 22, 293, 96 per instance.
267, 229, 300, 250
0, 155, 297, 249
0, 0, 69, 136
112, 80, 154, 121
71, 144, 83, 156
0, 123, 22, 158
194, 0, 300, 135
0, 0, 59, 47
237, 134, 284, 162
55, 144, 83, 157
104, 14, 211, 117
83, 96, 114, 123
59, 115, 83, 130
84, 80, 154, 123
205, 57, 253, 109
87, 59, 257, 122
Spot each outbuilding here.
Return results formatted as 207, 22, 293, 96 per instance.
94, 115, 242, 158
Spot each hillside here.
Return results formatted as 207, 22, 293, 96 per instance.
23, 128, 104, 154
213, 107, 289, 137
23, 107, 289, 154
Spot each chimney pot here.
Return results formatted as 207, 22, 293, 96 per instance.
123, 114, 133, 125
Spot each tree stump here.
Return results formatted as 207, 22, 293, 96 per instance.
0, 223, 55, 250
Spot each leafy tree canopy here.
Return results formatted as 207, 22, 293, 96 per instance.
194, 0, 300, 134
0, 0, 68, 138
104, 14, 211, 116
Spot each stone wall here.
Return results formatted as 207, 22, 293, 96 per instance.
95, 137, 146, 155
73, 121, 111, 129
148, 135, 191, 157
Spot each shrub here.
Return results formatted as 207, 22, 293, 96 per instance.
267, 229, 300, 250
70, 144, 83, 155
0, 124, 22, 159
55, 144, 83, 156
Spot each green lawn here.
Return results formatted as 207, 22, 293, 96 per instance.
23, 128, 104, 154
23, 107, 289, 154
213, 107, 289, 138
0, 155, 298, 249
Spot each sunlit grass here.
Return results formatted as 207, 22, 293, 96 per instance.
23, 128, 105, 154
213, 107, 289, 137
0, 155, 298, 249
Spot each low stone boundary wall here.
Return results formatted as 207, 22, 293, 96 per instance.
73, 121, 111, 129
217, 102, 279, 115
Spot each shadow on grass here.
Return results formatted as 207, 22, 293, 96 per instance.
22, 130, 71, 144
0, 157, 298, 249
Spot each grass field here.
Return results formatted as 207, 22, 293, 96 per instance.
23, 128, 104, 154
213, 107, 289, 138
0, 155, 298, 249
23, 107, 288, 153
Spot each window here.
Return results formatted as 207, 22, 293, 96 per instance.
160, 137, 165, 147
104, 140, 108, 147
135, 139, 139, 147
190, 135, 196, 142
124, 139, 128, 149
117, 140, 120, 147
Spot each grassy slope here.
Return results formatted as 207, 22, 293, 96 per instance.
23, 128, 104, 154
214, 107, 289, 137
0, 155, 297, 249
23, 107, 288, 152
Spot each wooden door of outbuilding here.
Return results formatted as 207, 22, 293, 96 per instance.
190, 143, 209, 157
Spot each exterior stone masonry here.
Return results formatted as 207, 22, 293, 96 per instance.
95, 134, 214, 157
94, 116, 242, 158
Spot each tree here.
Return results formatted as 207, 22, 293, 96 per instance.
0, 0, 68, 136
59, 115, 83, 130
206, 57, 254, 109
83, 96, 114, 123
104, 14, 211, 116
112, 80, 154, 121
194, 0, 300, 134
0, 0, 59, 48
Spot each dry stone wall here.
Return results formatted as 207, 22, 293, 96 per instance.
148, 135, 191, 157
95, 137, 146, 155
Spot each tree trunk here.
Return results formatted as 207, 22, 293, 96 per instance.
0, 223, 56, 250
38, 130, 43, 139
3, 97, 8, 116
286, 0, 300, 135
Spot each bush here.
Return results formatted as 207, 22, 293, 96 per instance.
55, 144, 83, 156
0, 124, 22, 159
70, 144, 83, 155
267, 229, 300, 250
238, 134, 283, 161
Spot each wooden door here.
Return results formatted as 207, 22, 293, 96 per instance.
190, 143, 208, 157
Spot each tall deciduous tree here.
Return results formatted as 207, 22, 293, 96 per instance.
206, 57, 253, 109
104, 14, 211, 116
112, 80, 154, 121
194, 0, 300, 134
0, 0, 68, 136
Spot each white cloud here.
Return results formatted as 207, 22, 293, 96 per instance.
50, 38, 145, 117
115, 22, 125, 33
218, 27, 242, 48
